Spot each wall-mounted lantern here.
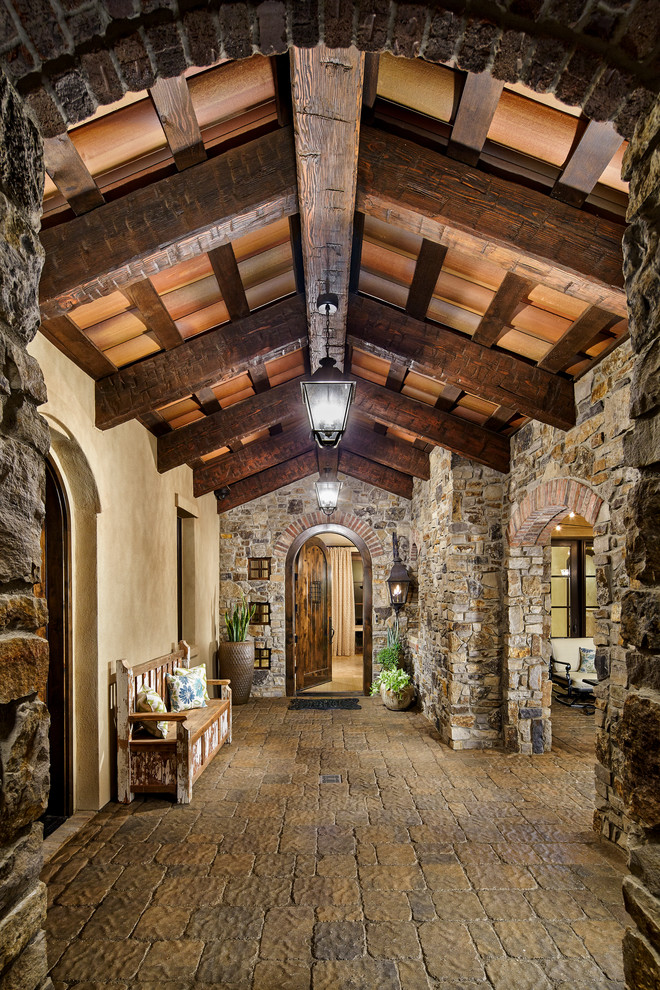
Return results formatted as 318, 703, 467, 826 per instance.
387, 533, 411, 614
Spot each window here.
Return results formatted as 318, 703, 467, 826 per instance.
248, 557, 271, 580
551, 539, 596, 638
254, 647, 271, 669
249, 601, 270, 625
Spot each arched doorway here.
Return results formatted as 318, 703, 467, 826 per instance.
285, 524, 373, 696
40, 459, 72, 831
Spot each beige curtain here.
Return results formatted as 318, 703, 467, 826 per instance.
329, 547, 356, 657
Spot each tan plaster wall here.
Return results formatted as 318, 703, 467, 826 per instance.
29, 334, 219, 810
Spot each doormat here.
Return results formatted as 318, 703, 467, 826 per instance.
288, 698, 362, 710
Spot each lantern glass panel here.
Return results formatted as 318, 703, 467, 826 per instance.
301, 380, 355, 448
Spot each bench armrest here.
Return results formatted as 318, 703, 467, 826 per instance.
207, 679, 230, 685
551, 660, 572, 677
128, 712, 188, 722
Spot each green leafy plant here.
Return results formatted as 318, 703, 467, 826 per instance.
224, 596, 256, 641
375, 645, 401, 672
371, 667, 412, 699
386, 617, 400, 649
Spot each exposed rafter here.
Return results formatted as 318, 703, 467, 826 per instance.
406, 240, 447, 322
40, 313, 116, 379
122, 279, 184, 351
43, 134, 105, 216
348, 294, 576, 432
357, 126, 627, 310
353, 376, 510, 473
149, 76, 207, 172
40, 127, 298, 317
472, 272, 534, 347
291, 44, 364, 371
217, 451, 318, 512
446, 72, 504, 167
537, 305, 619, 374
158, 378, 304, 473
338, 449, 413, 500
208, 244, 250, 322
95, 296, 307, 430
551, 120, 623, 209
342, 423, 430, 480
194, 422, 313, 496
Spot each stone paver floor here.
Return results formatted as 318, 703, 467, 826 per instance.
44, 698, 628, 989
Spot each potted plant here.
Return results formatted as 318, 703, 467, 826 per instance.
371, 667, 415, 711
218, 595, 256, 705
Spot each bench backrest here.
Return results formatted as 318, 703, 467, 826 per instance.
118, 640, 190, 717
551, 637, 595, 672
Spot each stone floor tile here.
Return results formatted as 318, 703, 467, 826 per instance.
366, 920, 421, 959
408, 890, 436, 921
311, 958, 401, 989
396, 958, 431, 990
486, 957, 552, 989
572, 920, 626, 980
526, 887, 588, 920
418, 921, 485, 981
432, 890, 485, 920
542, 956, 611, 983
376, 843, 418, 865
45, 905, 94, 941
137, 939, 204, 980
187, 904, 264, 940
196, 938, 258, 983
253, 852, 296, 876
133, 904, 191, 940
363, 889, 412, 921
421, 862, 469, 889
464, 862, 536, 890
317, 854, 357, 877
468, 919, 506, 957
209, 852, 255, 876
78, 888, 152, 940
51, 939, 149, 982
252, 959, 312, 989
261, 906, 315, 961
113, 862, 166, 890
111, 840, 161, 865
313, 920, 365, 960
55, 864, 124, 906
493, 919, 558, 958
224, 876, 292, 909
359, 864, 425, 890
294, 877, 360, 906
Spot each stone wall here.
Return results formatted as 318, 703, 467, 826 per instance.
617, 95, 660, 990
505, 340, 636, 801
218, 473, 412, 696
2, 1, 654, 139
410, 451, 504, 750
0, 70, 51, 990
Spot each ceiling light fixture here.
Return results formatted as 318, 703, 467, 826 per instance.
301, 293, 356, 449
315, 472, 343, 516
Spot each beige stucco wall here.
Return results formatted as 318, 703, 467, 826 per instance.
29, 334, 219, 811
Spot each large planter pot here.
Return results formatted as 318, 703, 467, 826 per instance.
380, 683, 415, 711
218, 641, 254, 705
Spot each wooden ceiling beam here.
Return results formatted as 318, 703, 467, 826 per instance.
349, 211, 365, 293
157, 378, 304, 473
348, 294, 575, 431
149, 76, 207, 172
291, 45, 364, 371
208, 244, 250, 321
342, 422, 430, 480
43, 134, 105, 216
217, 451, 318, 512
551, 120, 623, 209
385, 358, 408, 392
194, 387, 222, 416
122, 279, 184, 350
472, 271, 535, 347
139, 409, 172, 437
482, 404, 518, 432
434, 384, 463, 413
357, 125, 626, 305
40, 313, 117, 379
446, 72, 504, 167
40, 126, 298, 317
317, 447, 339, 478
537, 305, 619, 374
249, 364, 271, 394
353, 376, 510, 474
194, 422, 313, 496
362, 54, 380, 109
95, 295, 307, 430
406, 240, 448, 322
338, 449, 413, 500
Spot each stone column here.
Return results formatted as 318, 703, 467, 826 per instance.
618, 96, 660, 990
0, 71, 51, 989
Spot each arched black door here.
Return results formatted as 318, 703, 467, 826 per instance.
42, 460, 72, 827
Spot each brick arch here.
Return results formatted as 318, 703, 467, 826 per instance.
507, 478, 603, 547
8, 2, 654, 137
273, 510, 384, 558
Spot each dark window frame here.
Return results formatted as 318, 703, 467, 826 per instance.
249, 601, 271, 626
551, 538, 595, 638
248, 557, 272, 580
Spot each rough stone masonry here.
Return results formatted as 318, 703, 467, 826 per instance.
0, 69, 51, 990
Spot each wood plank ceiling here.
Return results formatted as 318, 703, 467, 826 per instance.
39, 48, 630, 511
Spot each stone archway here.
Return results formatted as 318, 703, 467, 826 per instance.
277, 514, 381, 696
503, 478, 607, 756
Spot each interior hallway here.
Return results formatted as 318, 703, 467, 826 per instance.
302, 654, 364, 695
43, 699, 626, 988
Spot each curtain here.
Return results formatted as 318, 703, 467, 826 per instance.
329, 547, 356, 657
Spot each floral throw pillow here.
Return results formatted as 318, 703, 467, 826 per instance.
136, 687, 169, 738
579, 647, 597, 674
173, 664, 210, 702
166, 670, 207, 712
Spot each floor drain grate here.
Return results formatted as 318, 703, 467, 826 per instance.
320, 774, 342, 784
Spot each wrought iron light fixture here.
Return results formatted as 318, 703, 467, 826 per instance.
387, 533, 411, 614
315, 475, 343, 516
301, 293, 356, 449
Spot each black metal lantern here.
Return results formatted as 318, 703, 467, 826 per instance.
387, 533, 411, 614
301, 294, 356, 449
315, 478, 342, 515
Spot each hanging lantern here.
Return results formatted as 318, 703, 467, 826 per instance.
387, 533, 411, 614
301, 294, 356, 449
315, 478, 342, 515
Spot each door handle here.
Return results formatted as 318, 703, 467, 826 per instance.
329, 624, 334, 642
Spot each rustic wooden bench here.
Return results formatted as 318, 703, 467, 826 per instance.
117, 640, 231, 804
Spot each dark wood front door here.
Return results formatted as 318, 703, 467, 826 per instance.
295, 538, 331, 691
